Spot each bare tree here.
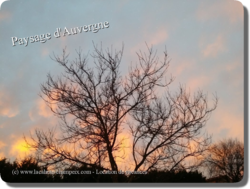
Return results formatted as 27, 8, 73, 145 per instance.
204, 138, 244, 182
26, 43, 217, 182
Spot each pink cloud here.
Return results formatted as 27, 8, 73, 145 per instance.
221, 110, 243, 139
185, 75, 210, 93
0, 10, 11, 21
130, 28, 168, 54
170, 56, 196, 77
202, 35, 226, 58
196, 0, 243, 23
41, 48, 49, 57
208, 105, 243, 142
148, 29, 168, 46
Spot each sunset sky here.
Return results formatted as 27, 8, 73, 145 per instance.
0, 0, 244, 161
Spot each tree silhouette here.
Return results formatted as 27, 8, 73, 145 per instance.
204, 138, 244, 182
0, 157, 52, 182
26, 43, 217, 182
131, 169, 206, 182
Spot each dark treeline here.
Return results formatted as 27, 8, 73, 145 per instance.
0, 156, 206, 183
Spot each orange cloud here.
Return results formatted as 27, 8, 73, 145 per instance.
185, 139, 206, 164
0, 107, 19, 118
10, 138, 33, 159
0, 152, 4, 159
28, 99, 47, 121
113, 131, 133, 170
0, 140, 6, 149
0, 91, 19, 117
0, 140, 6, 158
37, 98, 54, 117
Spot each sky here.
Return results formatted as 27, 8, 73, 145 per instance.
0, 0, 244, 164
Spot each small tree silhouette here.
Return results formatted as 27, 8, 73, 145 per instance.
204, 138, 244, 182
